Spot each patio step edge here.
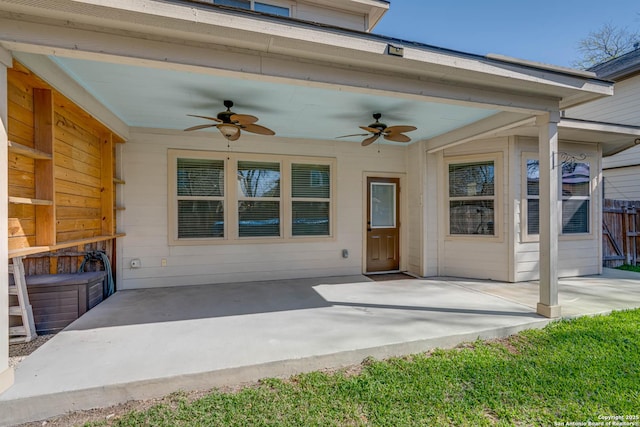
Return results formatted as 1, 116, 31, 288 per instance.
0, 318, 550, 427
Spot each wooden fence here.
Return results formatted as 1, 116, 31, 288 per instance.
603, 199, 640, 268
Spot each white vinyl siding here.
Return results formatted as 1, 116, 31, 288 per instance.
440, 142, 508, 282
121, 130, 406, 289
567, 76, 640, 127
603, 165, 640, 200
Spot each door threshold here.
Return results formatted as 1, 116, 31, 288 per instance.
365, 270, 402, 275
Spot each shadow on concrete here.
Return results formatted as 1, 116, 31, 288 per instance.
65, 275, 366, 331
328, 301, 542, 318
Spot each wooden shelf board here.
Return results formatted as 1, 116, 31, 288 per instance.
9, 196, 54, 206
8, 141, 52, 160
8, 234, 126, 258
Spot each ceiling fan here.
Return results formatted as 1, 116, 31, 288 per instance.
337, 113, 417, 146
184, 100, 275, 141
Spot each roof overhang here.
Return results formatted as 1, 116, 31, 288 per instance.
0, 0, 619, 146
483, 117, 640, 157
558, 118, 640, 157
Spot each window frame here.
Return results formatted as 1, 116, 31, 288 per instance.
520, 152, 594, 242
444, 153, 503, 240
212, 0, 292, 16
169, 150, 335, 245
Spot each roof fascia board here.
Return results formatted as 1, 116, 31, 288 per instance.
425, 112, 536, 153
13, 53, 129, 139
559, 118, 640, 137
0, 1, 613, 104
0, 18, 562, 114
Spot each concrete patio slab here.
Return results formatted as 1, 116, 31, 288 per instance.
1, 269, 639, 426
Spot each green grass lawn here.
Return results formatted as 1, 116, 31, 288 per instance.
89, 310, 640, 426
617, 264, 640, 273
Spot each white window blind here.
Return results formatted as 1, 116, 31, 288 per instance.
524, 159, 590, 236
237, 161, 281, 237
176, 158, 224, 238
291, 164, 330, 236
448, 160, 496, 235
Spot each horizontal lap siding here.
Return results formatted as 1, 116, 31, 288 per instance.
54, 97, 104, 243
120, 130, 406, 289
8, 66, 36, 251
603, 166, 640, 200
8, 61, 118, 259
440, 139, 510, 282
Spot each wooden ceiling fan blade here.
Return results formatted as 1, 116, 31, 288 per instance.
362, 135, 380, 146
385, 125, 417, 134
384, 133, 411, 143
359, 126, 380, 134
187, 114, 221, 122
336, 133, 369, 139
231, 114, 259, 125
242, 123, 276, 135
184, 124, 217, 131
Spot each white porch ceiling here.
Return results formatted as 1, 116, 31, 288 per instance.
42, 55, 500, 144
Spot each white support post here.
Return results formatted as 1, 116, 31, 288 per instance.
536, 112, 561, 319
0, 46, 14, 393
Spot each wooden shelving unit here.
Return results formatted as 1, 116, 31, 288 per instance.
8, 197, 54, 206
8, 141, 53, 160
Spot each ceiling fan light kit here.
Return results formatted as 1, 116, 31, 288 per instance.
184, 100, 275, 142
336, 113, 417, 146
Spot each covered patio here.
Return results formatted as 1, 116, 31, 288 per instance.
2, 269, 640, 426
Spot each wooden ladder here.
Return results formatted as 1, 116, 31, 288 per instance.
8, 257, 37, 343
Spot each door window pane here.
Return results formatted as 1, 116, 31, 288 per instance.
371, 183, 395, 228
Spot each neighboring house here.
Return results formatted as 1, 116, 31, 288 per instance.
2, 0, 640, 393
567, 48, 640, 200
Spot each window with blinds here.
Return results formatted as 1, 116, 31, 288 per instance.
523, 157, 591, 237
176, 158, 225, 238
237, 161, 281, 238
291, 163, 330, 236
447, 160, 496, 236
169, 150, 334, 244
